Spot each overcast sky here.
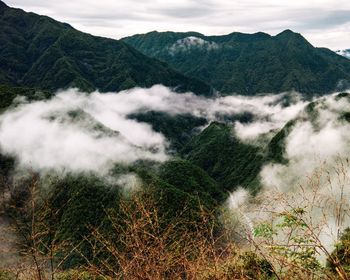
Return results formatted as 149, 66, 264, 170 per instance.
4, 0, 350, 49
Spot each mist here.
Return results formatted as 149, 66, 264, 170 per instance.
0, 88, 169, 174
227, 92, 350, 262
0, 85, 307, 174
1, 83, 350, 265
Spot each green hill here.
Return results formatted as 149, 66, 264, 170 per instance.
0, 1, 212, 95
181, 122, 266, 193
123, 30, 350, 96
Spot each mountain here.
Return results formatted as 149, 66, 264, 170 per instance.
336, 49, 350, 59
123, 30, 350, 96
182, 122, 265, 193
0, 1, 212, 95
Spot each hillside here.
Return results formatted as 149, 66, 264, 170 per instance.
123, 30, 350, 96
0, 1, 212, 95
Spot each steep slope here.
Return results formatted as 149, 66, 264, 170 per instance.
182, 122, 265, 193
128, 111, 207, 151
0, 1, 212, 95
123, 30, 350, 96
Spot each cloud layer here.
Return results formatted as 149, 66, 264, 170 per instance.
227, 93, 350, 261
0, 85, 306, 173
1, 82, 350, 261
0, 88, 169, 173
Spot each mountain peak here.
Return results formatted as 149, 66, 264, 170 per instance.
0, 2, 212, 95
123, 29, 350, 96
276, 29, 303, 39
275, 29, 311, 46
278, 29, 295, 34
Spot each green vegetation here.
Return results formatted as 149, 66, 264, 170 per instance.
0, 2, 212, 95
266, 120, 295, 163
129, 111, 207, 151
123, 30, 350, 96
0, 85, 51, 111
182, 122, 265, 193
2, 2, 350, 279
328, 228, 350, 273
159, 159, 226, 205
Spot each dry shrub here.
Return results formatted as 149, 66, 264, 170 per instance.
81, 191, 272, 280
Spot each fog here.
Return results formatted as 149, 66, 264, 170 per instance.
228, 92, 350, 262
0, 84, 349, 262
0, 85, 307, 174
0, 88, 169, 173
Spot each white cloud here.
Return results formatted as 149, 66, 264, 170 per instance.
261, 94, 350, 192
228, 187, 250, 210
168, 36, 218, 54
336, 49, 350, 58
0, 88, 169, 173
0, 85, 308, 173
226, 93, 350, 262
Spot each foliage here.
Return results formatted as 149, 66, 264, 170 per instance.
128, 111, 207, 151
182, 122, 265, 193
253, 209, 323, 278
0, 2, 212, 95
123, 30, 350, 96
329, 228, 350, 273
159, 159, 226, 205
266, 120, 295, 163
54, 269, 107, 280
79, 192, 273, 280
0, 85, 51, 112
0, 270, 15, 280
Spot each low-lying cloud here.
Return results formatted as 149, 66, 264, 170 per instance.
1, 83, 350, 261
227, 92, 350, 261
0, 85, 308, 174
0, 88, 169, 173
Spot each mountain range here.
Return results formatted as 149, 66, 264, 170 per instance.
123, 31, 350, 96
1, 1, 350, 277
1, 1, 350, 97
0, 1, 211, 95
0, 0, 350, 220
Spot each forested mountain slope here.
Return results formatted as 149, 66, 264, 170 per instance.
0, 1, 212, 95
123, 30, 350, 96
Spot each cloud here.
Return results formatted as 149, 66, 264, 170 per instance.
232, 95, 307, 140
0, 83, 349, 262
168, 36, 219, 54
298, 10, 350, 30
0, 85, 347, 258
261, 94, 350, 192
0, 88, 169, 173
4, 0, 350, 49
153, 5, 214, 19
226, 93, 350, 261
117, 173, 142, 195
0, 85, 307, 174
336, 49, 350, 59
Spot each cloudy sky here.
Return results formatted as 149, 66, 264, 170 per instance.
4, 0, 350, 49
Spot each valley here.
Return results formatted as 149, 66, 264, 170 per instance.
1, 1, 350, 279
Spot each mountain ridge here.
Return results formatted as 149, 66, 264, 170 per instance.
123, 30, 350, 96
0, 1, 212, 95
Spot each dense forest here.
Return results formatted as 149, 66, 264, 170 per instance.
123, 30, 350, 96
